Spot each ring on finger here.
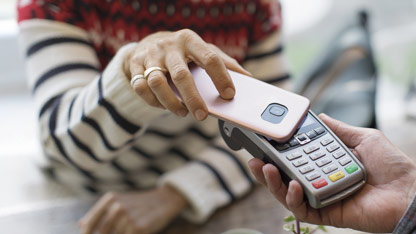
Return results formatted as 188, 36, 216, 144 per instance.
130, 74, 145, 87
144, 66, 167, 79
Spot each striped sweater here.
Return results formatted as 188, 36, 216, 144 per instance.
17, 0, 290, 223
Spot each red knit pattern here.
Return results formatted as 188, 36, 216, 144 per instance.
18, 0, 281, 69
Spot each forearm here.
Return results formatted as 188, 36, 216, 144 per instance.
19, 20, 165, 172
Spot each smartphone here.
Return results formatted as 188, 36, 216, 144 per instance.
219, 110, 367, 208
177, 67, 310, 142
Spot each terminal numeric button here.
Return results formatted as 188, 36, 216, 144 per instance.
306, 130, 317, 139
327, 144, 340, 153
320, 138, 334, 146
339, 157, 352, 166
297, 134, 307, 141
289, 138, 300, 147
316, 157, 332, 167
314, 127, 325, 135
333, 150, 346, 159
299, 165, 314, 174
304, 145, 320, 154
345, 163, 359, 174
286, 152, 302, 161
309, 151, 325, 160
322, 164, 338, 174
306, 172, 320, 181
293, 158, 308, 167
329, 171, 345, 182
312, 178, 328, 189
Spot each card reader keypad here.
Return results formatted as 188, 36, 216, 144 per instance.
285, 134, 360, 190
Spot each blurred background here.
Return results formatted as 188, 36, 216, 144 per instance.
1, 0, 416, 233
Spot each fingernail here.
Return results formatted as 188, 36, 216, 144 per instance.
176, 109, 188, 117
195, 109, 207, 121
223, 87, 235, 98
242, 67, 253, 76
262, 165, 268, 177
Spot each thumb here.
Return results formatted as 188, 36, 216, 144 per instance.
318, 113, 364, 148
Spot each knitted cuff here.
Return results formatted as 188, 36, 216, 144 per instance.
159, 162, 232, 223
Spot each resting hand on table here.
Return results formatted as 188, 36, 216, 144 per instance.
249, 113, 416, 233
124, 29, 250, 121
79, 185, 187, 234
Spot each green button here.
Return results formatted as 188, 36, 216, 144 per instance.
345, 163, 358, 174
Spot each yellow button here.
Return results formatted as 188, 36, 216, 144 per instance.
329, 171, 345, 182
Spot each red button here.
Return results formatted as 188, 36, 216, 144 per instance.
312, 179, 328, 189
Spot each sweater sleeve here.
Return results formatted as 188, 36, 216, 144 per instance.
18, 19, 166, 174
394, 193, 416, 234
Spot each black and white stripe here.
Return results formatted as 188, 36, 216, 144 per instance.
211, 145, 254, 187
33, 63, 99, 93
243, 45, 283, 62
48, 98, 97, 180
26, 37, 94, 57
196, 160, 236, 202
97, 75, 141, 134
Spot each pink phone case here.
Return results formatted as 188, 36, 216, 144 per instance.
172, 67, 310, 142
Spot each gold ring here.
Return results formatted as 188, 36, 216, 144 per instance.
144, 66, 167, 79
130, 74, 145, 86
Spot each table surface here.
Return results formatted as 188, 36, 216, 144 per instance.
0, 186, 288, 234
0, 185, 364, 234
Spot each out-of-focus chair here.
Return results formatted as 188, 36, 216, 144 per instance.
294, 11, 378, 128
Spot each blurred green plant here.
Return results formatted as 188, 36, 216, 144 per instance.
283, 215, 327, 234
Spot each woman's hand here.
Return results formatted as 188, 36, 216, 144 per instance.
124, 29, 251, 121
248, 113, 416, 233
79, 185, 187, 234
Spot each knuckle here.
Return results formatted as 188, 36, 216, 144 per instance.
134, 82, 148, 96
202, 51, 221, 66
183, 94, 202, 108
177, 28, 196, 41
155, 38, 174, 48
145, 44, 159, 56
147, 74, 165, 89
171, 67, 190, 82
130, 54, 142, 65
163, 100, 181, 111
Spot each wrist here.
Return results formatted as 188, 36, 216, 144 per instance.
161, 184, 188, 212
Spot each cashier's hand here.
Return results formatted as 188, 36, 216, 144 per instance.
79, 185, 187, 234
248, 113, 416, 233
